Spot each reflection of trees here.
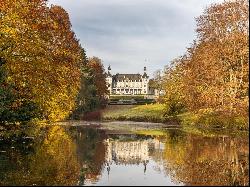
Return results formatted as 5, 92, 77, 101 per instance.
30, 126, 81, 185
72, 127, 106, 183
161, 131, 249, 186
1, 126, 81, 185
1, 126, 248, 186
1, 126, 108, 185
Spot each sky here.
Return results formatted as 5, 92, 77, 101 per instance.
48, 0, 223, 77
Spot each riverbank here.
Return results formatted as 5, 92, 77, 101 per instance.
101, 104, 249, 136
1, 104, 248, 138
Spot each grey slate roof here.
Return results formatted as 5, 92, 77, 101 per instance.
113, 73, 144, 81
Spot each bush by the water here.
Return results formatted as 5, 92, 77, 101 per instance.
179, 108, 249, 131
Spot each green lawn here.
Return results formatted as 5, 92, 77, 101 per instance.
101, 104, 168, 123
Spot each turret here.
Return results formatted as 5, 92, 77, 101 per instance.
107, 64, 112, 77
142, 66, 149, 95
106, 65, 113, 95
142, 66, 148, 78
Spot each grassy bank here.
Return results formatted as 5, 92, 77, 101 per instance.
101, 104, 249, 135
101, 104, 176, 123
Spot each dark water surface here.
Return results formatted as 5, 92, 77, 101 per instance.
0, 122, 249, 186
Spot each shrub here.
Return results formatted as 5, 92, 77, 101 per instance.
164, 99, 185, 117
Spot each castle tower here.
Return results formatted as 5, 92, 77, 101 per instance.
108, 65, 111, 72
142, 66, 149, 95
106, 65, 112, 95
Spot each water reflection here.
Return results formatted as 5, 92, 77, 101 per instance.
162, 130, 249, 186
0, 124, 248, 186
105, 139, 151, 165
0, 126, 81, 186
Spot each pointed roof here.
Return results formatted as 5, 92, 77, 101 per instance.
107, 71, 112, 77
142, 72, 149, 78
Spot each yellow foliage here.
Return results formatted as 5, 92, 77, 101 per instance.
0, 0, 83, 122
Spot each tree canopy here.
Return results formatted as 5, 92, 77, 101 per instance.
162, 0, 249, 118
0, 0, 107, 123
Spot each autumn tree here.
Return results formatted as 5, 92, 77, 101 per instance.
87, 57, 108, 99
163, 0, 249, 119
0, 0, 83, 122
70, 56, 108, 119
185, 0, 249, 115
162, 58, 186, 116
71, 52, 97, 119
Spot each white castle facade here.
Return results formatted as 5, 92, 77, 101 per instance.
105, 66, 150, 95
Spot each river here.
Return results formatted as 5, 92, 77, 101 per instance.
0, 121, 249, 186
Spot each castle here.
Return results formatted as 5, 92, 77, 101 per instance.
105, 65, 150, 95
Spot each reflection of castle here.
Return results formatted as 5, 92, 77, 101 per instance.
83, 137, 165, 185
104, 138, 164, 165
105, 139, 149, 165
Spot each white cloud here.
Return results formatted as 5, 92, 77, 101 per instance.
48, 0, 224, 77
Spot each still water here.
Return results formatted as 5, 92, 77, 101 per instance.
0, 122, 249, 186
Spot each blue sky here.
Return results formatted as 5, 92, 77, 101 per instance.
48, 0, 223, 77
